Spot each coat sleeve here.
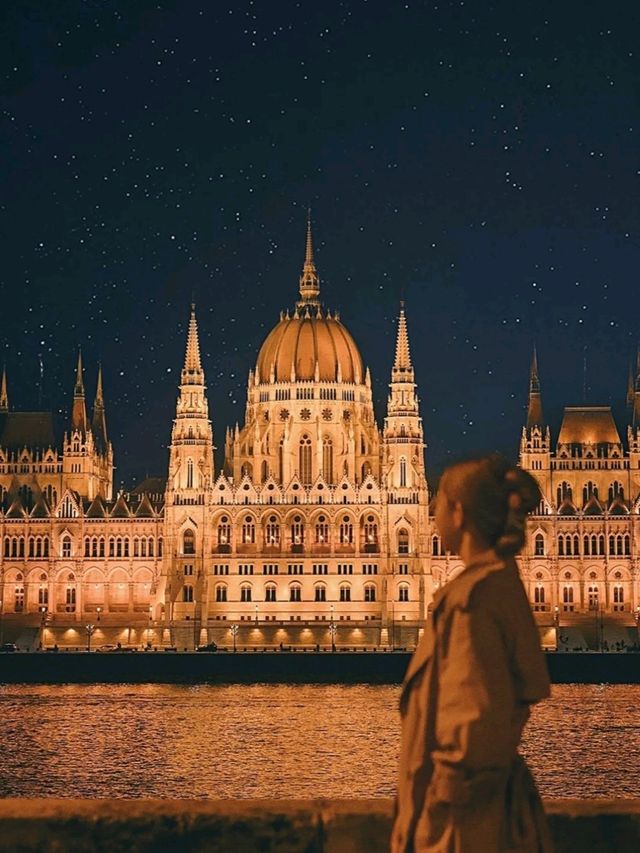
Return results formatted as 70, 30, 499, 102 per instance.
428, 601, 520, 804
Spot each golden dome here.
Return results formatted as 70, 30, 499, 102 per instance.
256, 307, 363, 384
255, 217, 364, 385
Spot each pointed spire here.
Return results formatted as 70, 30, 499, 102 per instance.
393, 302, 413, 372
71, 348, 88, 433
92, 364, 108, 450
298, 211, 320, 304
526, 347, 545, 429
74, 348, 85, 396
627, 361, 635, 410
0, 365, 8, 413
183, 304, 203, 374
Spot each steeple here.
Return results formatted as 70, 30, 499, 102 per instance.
71, 348, 88, 433
298, 211, 320, 305
392, 302, 414, 380
168, 303, 214, 492
0, 365, 8, 412
92, 364, 108, 450
383, 302, 426, 487
183, 303, 204, 377
526, 346, 545, 428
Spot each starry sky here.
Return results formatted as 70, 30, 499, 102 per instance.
1, 0, 639, 488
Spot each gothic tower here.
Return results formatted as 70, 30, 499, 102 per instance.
519, 348, 551, 500
164, 305, 215, 632
382, 304, 430, 627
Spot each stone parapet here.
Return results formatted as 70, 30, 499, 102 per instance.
0, 799, 638, 852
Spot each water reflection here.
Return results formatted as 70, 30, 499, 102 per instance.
0, 684, 637, 799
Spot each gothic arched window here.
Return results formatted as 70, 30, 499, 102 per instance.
186, 458, 194, 489
183, 529, 195, 555
399, 457, 407, 488
299, 435, 312, 485
397, 528, 409, 554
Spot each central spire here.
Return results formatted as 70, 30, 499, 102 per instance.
0, 365, 8, 413
298, 211, 320, 304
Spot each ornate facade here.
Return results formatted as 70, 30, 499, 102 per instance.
1, 224, 639, 649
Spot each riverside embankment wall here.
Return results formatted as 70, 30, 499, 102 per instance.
0, 650, 640, 683
0, 799, 637, 852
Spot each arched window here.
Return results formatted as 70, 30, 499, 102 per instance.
399, 456, 407, 488
598, 534, 605, 555
14, 581, 25, 612
183, 585, 194, 603
186, 458, 194, 489
398, 584, 409, 602
534, 533, 545, 556
289, 583, 302, 602
432, 535, 441, 557
613, 584, 624, 610
624, 534, 631, 556
265, 515, 280, 546
557, 535, 565, 557
241, 516, 255, 545
562, 585, 574, 611
364, 583, 376, 602
315, 515, 329, 544
61, 535, 72, 558
322, 437, 334, 484
148, 537, 154, 557
215, 584, 227, 602
265, 583, 277, 602
608, 535, 615, 556
582, 481, 598, 505
291, 516, 304, 547
217, 517, 231, 548
608, 481, 624, 502
92, 537, 99, 558
261, 460, 269, 482
299, 435, 312, 485
339, 583, 351, 602
278, 438, 284, 484
556, 482, 572, 505
240, 584, 252, 602
588, 585, 599, 610
363, 515, 378, 551
38, 573, 48, 608
339, 516, 353, 546
533, 585, 545, 610
66, 574, 76, 612
183, 529, 195, 555
314, 584, 326, 602
397, 528, 409, 554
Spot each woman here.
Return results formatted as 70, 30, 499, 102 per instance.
392, 455, 552, 853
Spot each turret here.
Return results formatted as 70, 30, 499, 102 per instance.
519, 348, 551, 494
382, 303, 426, 490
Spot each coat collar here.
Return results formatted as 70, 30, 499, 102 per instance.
401, 550, 510, 690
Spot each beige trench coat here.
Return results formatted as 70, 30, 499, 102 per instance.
391, 551, 552, 853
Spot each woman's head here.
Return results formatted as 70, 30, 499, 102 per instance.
434, 453, 541, 557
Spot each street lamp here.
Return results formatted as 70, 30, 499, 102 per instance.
254, 603, 258, 625
553, 605, 560, 652
147, 605, 153, 648
634, 606, 640, 648
329, 604, 336, 653
96, 606, 102, 622
39, 606, 47, 650
85, 623, 95, 653
231, 623, 238, 653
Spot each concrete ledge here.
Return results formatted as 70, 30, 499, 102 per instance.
0, 799, 639, 852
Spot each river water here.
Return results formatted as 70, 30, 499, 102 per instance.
0, 683, 637, 799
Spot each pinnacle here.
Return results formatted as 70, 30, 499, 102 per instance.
393, 305, 412, 371
183, 305, 203, 374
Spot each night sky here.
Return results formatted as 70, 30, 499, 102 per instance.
2, 1, 639, 488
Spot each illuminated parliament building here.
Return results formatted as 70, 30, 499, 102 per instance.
1, 224, 639, 649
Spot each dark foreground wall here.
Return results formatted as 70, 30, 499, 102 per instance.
0, 651, 639, 684
0, 799, 637, 853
